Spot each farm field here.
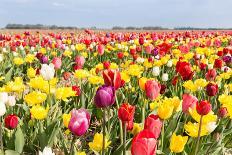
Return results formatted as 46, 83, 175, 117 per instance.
0, 30, 231, 155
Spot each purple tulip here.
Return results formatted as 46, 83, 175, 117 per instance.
40, 55, 48, 64
223, 55, 232, 64
94, 85, 115, 108
151, 48, 158, 56
68, 108, 90, 136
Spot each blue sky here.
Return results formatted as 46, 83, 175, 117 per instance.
0, 0, 232, 28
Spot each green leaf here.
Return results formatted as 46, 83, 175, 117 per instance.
15, 127, 25, 154
113, 138, 132, 155
5, 67, 13, 82
48, 124, 60, 147
156, 150, 165, 154
5, 150, 20, 155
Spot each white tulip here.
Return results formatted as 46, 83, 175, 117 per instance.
0, 54, 4, 62
167, 60, 173, 67
195, 54, 201, 59
0, 102, 6, 116
154, 55, 160, 59
39, 147, 55, 155
162, 73, 169, 81
40, 64, 55, 81
31, 47, 35, 52
2, 48, 7, 53
71, 45, 75, 51
152, 67, 160, 76
208, 64, 214, 70
0, 92, 8, 104
136, 57, 144, 64
19, 45, 24, 51
13, 52, 18, 57
6, 96, 16, 107
206, 122, 217, 133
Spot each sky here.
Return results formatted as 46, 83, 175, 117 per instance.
0, 0, 232, 28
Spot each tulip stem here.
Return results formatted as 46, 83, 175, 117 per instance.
102, 108, 106, 155
195, 115, 203, 155
142, 104, 146, 125
0, 121, 3, 151
161, 120, 165, 151
70, 136, 76, 155
123, 122, 127, 155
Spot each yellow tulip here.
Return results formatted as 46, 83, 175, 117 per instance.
30, 105, 49, 120
157, 102, 174, 120
62, 113, 71, 128
138, 77, 147, 91
170, 133, 188, 153
89, 133, 111, 152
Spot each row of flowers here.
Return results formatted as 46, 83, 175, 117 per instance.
0, 30, 231, 155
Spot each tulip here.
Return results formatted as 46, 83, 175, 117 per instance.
206, 82, 218, 96
0, 92, 8, 104
152, 66, 160, 76
72, 85, 81, 96
94, 85, 115, 108
51, 57, 62, 69
118, 103, 135, 123
6, 96, 16, 107
68, 108, 90, 136
40, 55, 48, 64
75, 55, 85, 68
145, 80, 161, 101
205, 69, 217, 81
118, 103, 135, 155
97, 44, 104, 55
131, 130, 157, 155
161, 73, 168, 81
182, 94, 198, 114
144, 114, 162, 139
218, 107, 228, 118
138, 77, 147, 91
102, 69, 121, 90
0, 102, 6, 116
117, 52, 124, 59
103, 61, 111, 69
40, 63, 55, 81
4, 114, 18, 130
88, 133, 111, 152
170, 133, 188, 153
214, 58, 223, 69
139, 37, 144, 45
176, 61, 194, 81
196, 100, 212, 116
63, 72, 71, 80
39, 147, 55, 155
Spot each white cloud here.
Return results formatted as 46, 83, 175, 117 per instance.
52, 2, 65, 7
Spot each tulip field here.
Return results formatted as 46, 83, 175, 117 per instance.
0, 30, 231, 155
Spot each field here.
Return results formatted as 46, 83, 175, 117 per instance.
0, 29, 231, 155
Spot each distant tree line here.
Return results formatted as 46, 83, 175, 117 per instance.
4, 24, 232, 30
5, 24, 78, 29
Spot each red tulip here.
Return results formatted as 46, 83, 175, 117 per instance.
214, 59, 223, 69
218, 107, 228, 118
117, 52, 124, 59
131, 130, 157, 155
63, 72, 72, 80
196, 100, 212, 116
97, 44, 104, 56
118, 103, 135, 123
176, 61, 194, 81
206, 83, 218, 96
5, 114, 18, 130
205, 69, 217, 81
72, 85, 81, 96
182, 94, 198, 114
103, 69, 121, 90
144, 114, 162, 139
139, 37, 144, 45
145, 80, 161, 101
103, 61, 111, 69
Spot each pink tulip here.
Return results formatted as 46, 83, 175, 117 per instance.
75, 55, 85, 68
145, 45, 153, 54
144, 114, 162, 139
68, 108, 90, 136
97, 44, 104, 56
52, 57, 62, 69
145, 80, 161, 101
182, 94, 198, 114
